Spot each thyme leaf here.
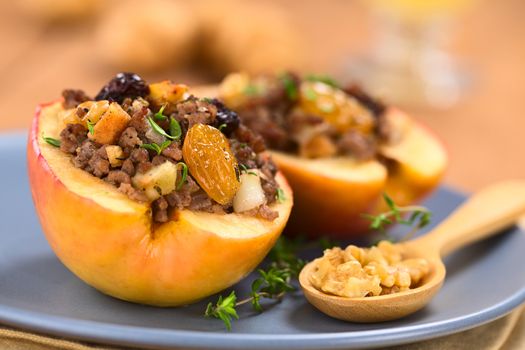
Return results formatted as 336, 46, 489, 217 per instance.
86, 119, 95, 135
147, 116, 177, 140
169, 117, 182, 140
154, 104, 168, 121
176, 162, 188, 190
140, 140, 171, 156
42, 135, 61, 147
305, 74, 339, 88
279, 73, 298, 100
239, 164, 257, 176
276, 188, 286, 203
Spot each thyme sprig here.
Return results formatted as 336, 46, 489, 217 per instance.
267, 236, 306, 277
205, 237, 305, 330
362, 193, 431, 241
206, 195, 431, 330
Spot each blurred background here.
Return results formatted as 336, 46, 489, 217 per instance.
0, 0, 524, 192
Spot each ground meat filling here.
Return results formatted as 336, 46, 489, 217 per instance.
56, 75, 281, 223
221, 73, 394, 161
62, 89, 91, 109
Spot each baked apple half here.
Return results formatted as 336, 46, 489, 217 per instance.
27, 73, 293, 306
216, 72, 447, 238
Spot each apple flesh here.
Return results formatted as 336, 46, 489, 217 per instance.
27, 102, 293, 306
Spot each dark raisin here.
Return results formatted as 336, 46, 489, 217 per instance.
343, 84, 386, 117
210, 99, 240, 136
95, 72, 149, 104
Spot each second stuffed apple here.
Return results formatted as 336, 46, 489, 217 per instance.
215, 73, 447, 239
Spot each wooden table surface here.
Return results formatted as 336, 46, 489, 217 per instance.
1, 0, 524, 192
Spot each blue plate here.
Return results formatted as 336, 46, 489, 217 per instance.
0, 132, 524, 349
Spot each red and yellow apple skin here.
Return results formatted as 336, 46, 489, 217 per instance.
27, 101, 293, 306
272, 108, 448, 239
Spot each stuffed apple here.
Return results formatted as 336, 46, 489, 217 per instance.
216, 72, 447, 238
27, 73, 293, 306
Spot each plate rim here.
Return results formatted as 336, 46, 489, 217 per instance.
0, 288, 523, 350
1, 132, 524, 349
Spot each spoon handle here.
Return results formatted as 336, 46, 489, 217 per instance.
416, 181, 525, 257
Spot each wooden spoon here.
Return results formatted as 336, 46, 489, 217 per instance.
299, 181, 525, 322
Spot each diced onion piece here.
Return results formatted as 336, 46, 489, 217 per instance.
233, 172, 266, 213
105, 145, 124, 167
131, 161, 178, 201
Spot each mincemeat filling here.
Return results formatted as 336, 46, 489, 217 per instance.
219, 72, 394, 161
56, 73, 281, 223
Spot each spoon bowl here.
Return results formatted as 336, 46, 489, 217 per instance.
299, 256, 445, 322
300, 181, 525, 322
